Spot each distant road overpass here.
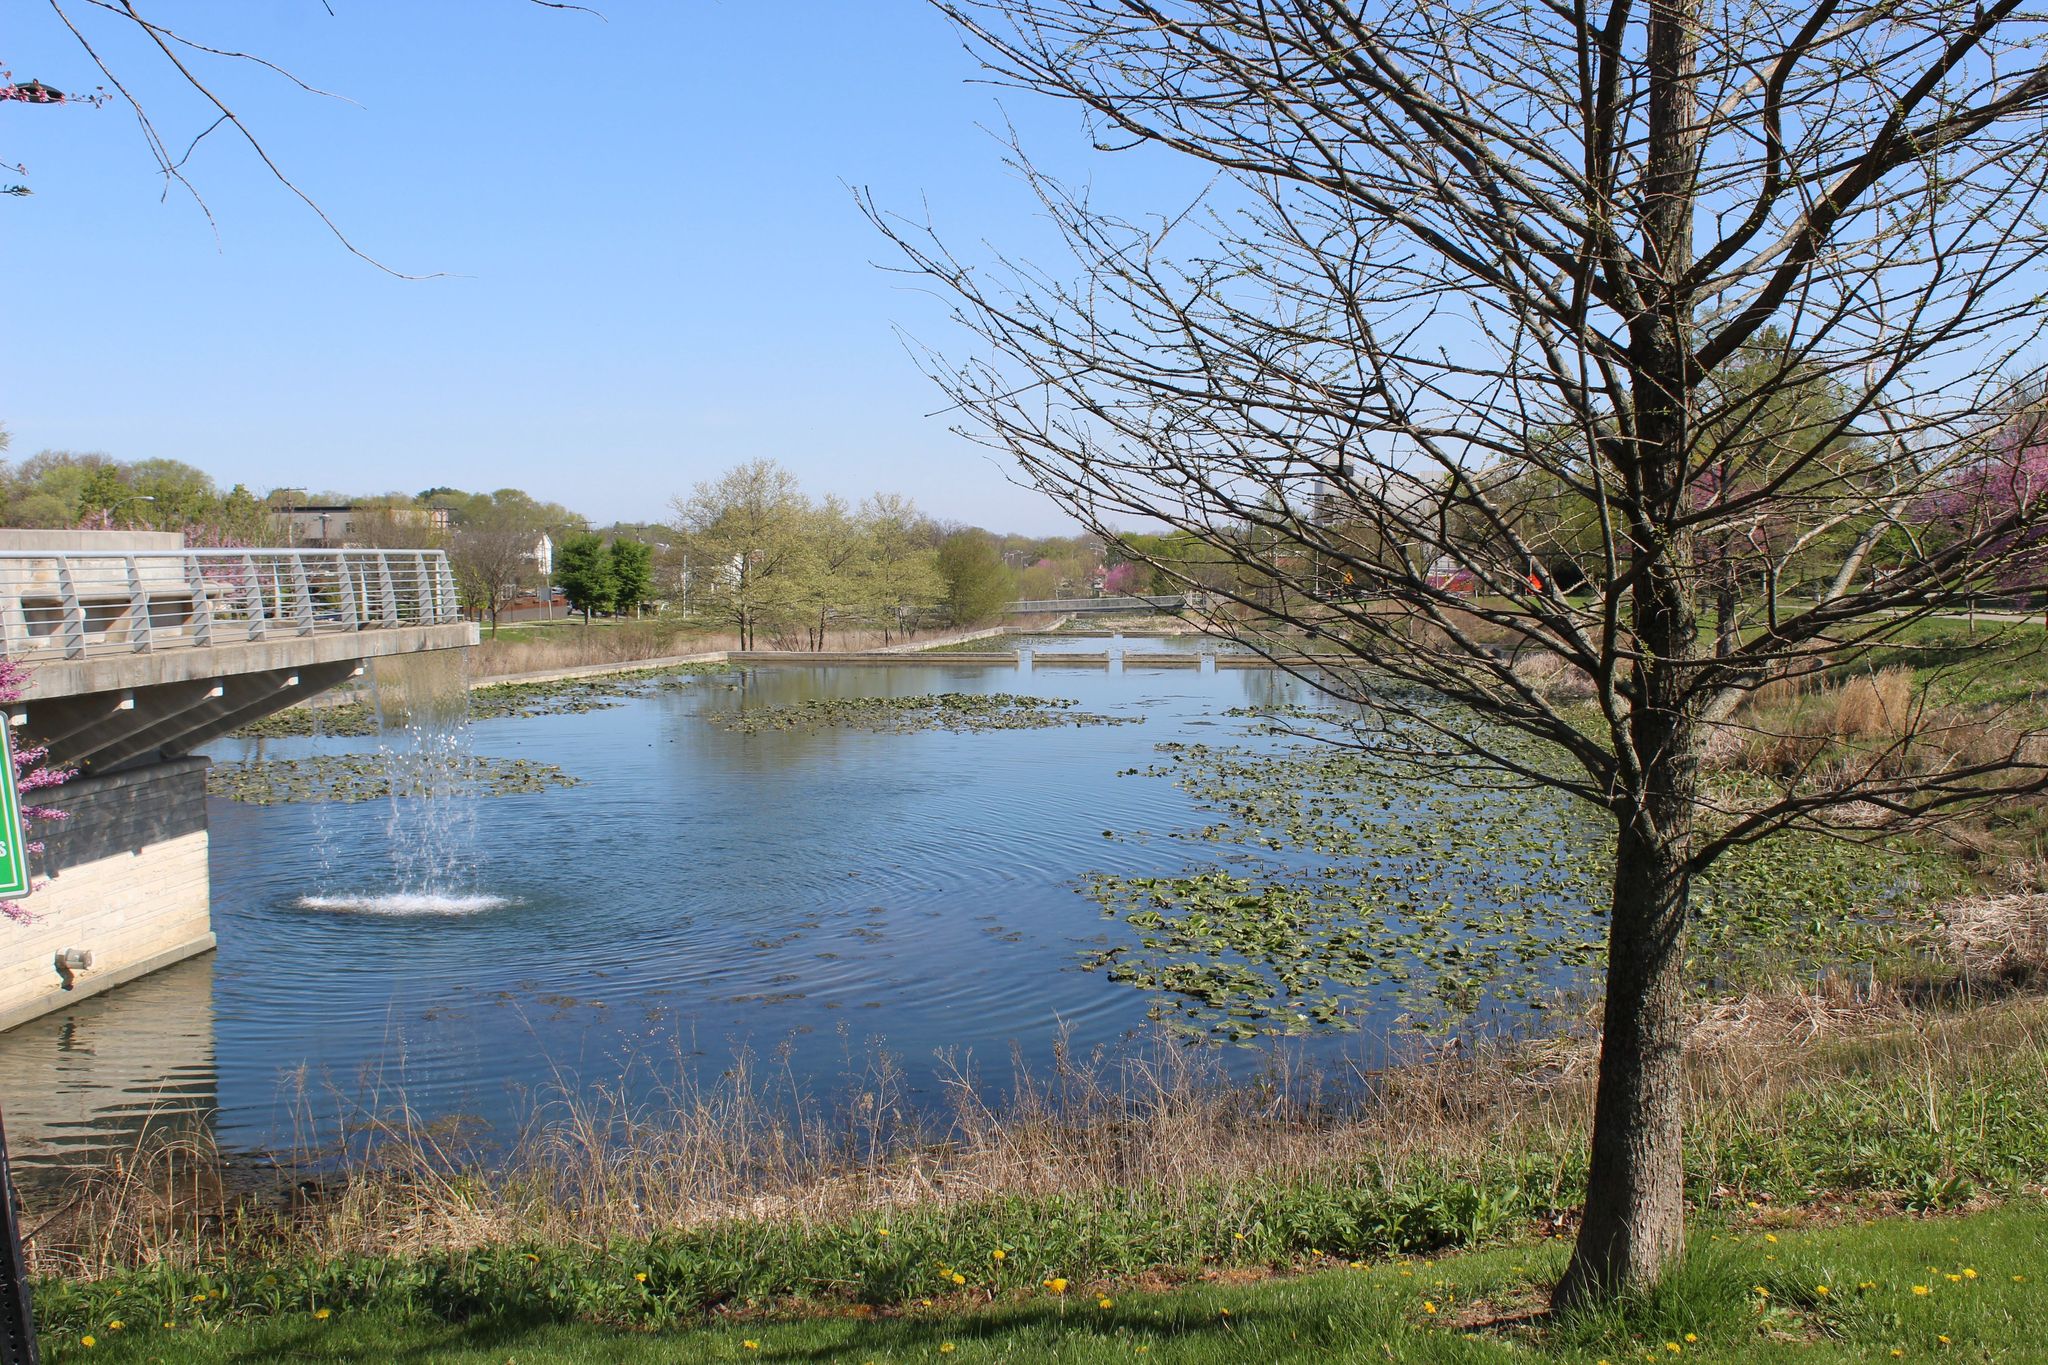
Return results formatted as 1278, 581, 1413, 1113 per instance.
2, 532, 476, 1032
1008, 594, 1196, 615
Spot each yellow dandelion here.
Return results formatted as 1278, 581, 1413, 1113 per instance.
1219, 1307, 1230, 1317
940, 1347, 955, 1356
1685, 1334, 1698, 1343
1310, 1247, 1323, 1257
635, 1272, 648, 1283
1913, 1285, 1931, 1296
1752, 1286, 1770, 1297
80, 1338, 96, 1350
107, 1322, 123, 1332
1046, 1277, 1069, 1294
1666, 1343, 1682, 1354
2015, 1275, 2029, 1283
1817, 1285, 1830, 1296
1891, 1351, 1903, 1358
991, 1249, 1005, 1262
1422, 1301, 1438, 1315
877, 1227, 890, 1238
1938, 1335, 1951, 1345
743, 1341, 759, 1351
162, 1322, 174, 1329
950, 1272, 966, 1286
1764, 1233, 1778, 1244
1859, 1281, 1877, 1290
1098, 1297, 1114, 1310
313, 1308, 331, 1321
1962, 1268, 1977, 1280
191, 1294, 208, 1304
1232, 1232, 1245, 1241
1945, 1274, 1962, 1283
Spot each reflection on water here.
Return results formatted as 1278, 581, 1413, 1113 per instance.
0, 661, 1578, 1170
0, 954, 218, 1177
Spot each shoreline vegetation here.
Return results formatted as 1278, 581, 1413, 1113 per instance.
22, 903, 2048, 1359
61, 609, 2048, 1358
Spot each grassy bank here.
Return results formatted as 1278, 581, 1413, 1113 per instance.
23, 985, 2048, 1352
38, 1200, 2047, 1361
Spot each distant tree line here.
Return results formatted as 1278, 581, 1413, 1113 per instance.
0, 432, 1131, 640
665, 459, 1117, 648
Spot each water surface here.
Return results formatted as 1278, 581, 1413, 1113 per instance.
0, 661, 1553, 1171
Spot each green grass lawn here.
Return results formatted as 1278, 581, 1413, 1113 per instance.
50, 1204, 2045, 1363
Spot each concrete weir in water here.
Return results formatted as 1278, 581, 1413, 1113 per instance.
294, 650, 509, 916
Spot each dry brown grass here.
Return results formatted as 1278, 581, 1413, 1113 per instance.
1510, 650, 1596, 700
1831, 666, 1916, 738
469, 621, 721, 679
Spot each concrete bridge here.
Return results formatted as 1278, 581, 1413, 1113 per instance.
1, 532, 475, 1031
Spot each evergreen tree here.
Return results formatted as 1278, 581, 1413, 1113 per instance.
608, 538, 654, 618
555, 532, 617, 623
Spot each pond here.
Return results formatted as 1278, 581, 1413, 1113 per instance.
0, 655, 1931, 1176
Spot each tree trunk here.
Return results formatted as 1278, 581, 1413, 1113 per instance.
1714, 556, 1738, 659
1554, 806, 1693, 1308
1560, 0, 1703, 1302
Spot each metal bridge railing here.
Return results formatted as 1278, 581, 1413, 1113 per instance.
0, 548, 461, 661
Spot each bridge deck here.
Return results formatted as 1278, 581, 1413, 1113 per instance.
4, 541, 476, 771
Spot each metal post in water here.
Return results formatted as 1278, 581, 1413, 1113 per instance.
0, 1111, 39, 1364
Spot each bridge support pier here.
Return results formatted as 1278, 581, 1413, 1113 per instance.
0, 757, 213, 1034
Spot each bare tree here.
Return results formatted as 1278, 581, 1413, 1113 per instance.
450, 521, 536, 635
871, 0, 2048, 1307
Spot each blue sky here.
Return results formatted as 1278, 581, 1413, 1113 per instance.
2, 2, 1190, 533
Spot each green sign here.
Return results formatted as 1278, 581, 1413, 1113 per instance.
0, 726, 28, 900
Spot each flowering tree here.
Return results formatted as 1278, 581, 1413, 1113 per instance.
1921, 405, 2048, 593
0, 656, 72, 924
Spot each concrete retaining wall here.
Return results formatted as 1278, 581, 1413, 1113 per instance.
0, 757, 214, 1033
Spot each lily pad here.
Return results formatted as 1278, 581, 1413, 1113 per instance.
208, 754, 582, 804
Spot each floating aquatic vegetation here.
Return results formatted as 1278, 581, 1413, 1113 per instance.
232, 700, 377, 738
708, 692, 1144, 734
208, 755, 581, 804
1086, 709, 1959, 1042
470, 664, 734, 721
231, 664, 734, 736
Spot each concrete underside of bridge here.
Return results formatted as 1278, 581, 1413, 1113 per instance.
5, 619, 476, 1033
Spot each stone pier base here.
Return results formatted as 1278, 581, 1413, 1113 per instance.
0, 757, 215, 1034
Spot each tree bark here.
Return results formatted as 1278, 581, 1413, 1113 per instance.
1714, 559, 1738, 658
1554, 800, 1694, 1307
1557, 0, 1704, 1306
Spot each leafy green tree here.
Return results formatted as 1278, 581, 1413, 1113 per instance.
555, 532, 618, 623
936, 529, 1013, 625
862, 494, 945, 642
74, 464, 133, 524
609, 538, 655, 618
670, 460, 818, 649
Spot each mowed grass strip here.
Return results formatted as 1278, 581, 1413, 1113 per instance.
47, 1204, 2046, 1363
